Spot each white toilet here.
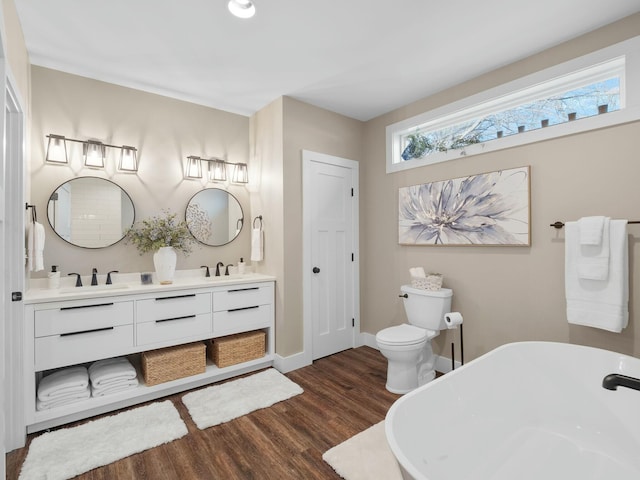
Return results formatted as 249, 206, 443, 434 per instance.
376, 285, 452, 394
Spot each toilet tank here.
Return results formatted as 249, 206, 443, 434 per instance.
401, 285, 453, 330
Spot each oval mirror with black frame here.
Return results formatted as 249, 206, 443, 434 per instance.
185, 188, 244, 246
47, 177, 135, 249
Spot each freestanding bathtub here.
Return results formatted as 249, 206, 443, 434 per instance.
385, 342, 640, 480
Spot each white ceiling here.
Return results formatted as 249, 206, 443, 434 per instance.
14, 0, 640, 121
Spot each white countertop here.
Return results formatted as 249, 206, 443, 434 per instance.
25, 270, 276, 304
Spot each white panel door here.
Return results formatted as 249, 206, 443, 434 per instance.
307, 155, 356, 360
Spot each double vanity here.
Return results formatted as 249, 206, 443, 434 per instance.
23, 272, 275, 434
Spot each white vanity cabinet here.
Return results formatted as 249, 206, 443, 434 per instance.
23, 276, 275, 434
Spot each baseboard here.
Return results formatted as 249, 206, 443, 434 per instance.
275, 332, 463, 375
273, 351, 311, 373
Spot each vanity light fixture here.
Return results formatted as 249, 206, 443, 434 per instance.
232, 163, 249, 184
45, 134, 69, 164
209, 159, 227, 182
185, 156, 203, 179
44, 134, 139, 172
228, 0, 255, 19
83, 140, 106, 168
119, 146, 138, 172
184, 156, 249, 184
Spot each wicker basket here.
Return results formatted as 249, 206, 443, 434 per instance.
411, 273, 443, 291
141, 342, 206, 386
209, 330, 266, 368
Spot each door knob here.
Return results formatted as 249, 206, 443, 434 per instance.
399, 293, 408, 298
312, 267, 320, 274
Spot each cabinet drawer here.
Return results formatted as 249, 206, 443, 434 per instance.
213, 304, 271, 336
136, 313, 212, 346
35, 325, 134, 371
35, 301, 134, 337
213, 284, 273, 312
137, 293, 211, 323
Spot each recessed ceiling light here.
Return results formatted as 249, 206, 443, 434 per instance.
228, 0, 255, 19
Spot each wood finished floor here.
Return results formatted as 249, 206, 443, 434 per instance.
6, 346, 402, 479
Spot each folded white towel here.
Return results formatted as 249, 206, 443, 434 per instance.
89, 357, 137, 387
251, 228, 263, 262
37, 366, 89, 401
91, 378, 139, 397
36, 387, 90, 410
577, 217, 610, 281
578, 216, 606, 245
409, 267, 426, 278
565, 219, 629, 333
26, 221, 46, 272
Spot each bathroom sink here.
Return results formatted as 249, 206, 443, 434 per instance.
58, 284, 131, 294
208, 273, 258, 282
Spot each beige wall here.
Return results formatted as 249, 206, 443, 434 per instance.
249, 97, 285, 351
361, 13, 640, 361
30, 66, 251, 276
250, 97, 363, 357
280, 97, 364, 356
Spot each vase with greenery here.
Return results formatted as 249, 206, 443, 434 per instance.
124, 210, 194, 284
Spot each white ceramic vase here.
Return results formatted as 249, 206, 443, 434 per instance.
153, 246, 177, 285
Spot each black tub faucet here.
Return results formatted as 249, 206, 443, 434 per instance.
602, 373, 640, 392
91, 268, 98, 286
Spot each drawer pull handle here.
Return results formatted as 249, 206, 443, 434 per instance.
60, 326, 114, 337
228, 287, 259, 293
60, 302, 114, 311
155, 315, 197, 323
228, 305, 259, 313
155, 294, 197, 301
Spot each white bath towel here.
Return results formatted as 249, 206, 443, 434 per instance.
409, 267, 426, 278
37, 366, 89, 401
89, 357, 137, 387
577, 217, 610, 281
91, 378, 139, 397
565, 219, 628, 333
251, 228, 263, 262
26, 221, 45, 272
578, 216, 606, 245
36, 387, 90, 410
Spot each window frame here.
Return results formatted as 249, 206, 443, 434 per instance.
386, 35, 640, 173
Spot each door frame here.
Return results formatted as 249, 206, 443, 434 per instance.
302, 150, 360, 365
2, 69, 26, 453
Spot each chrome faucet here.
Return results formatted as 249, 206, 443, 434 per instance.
91, 268, 98, 286
602, 373, 640, 392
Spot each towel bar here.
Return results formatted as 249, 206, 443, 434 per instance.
550, 220, 640, 229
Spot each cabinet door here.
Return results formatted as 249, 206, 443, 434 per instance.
136, 313, 212, 346
212, 284, 273, 312
35, 301, 134, 337
136, 292, 211, 322
35, 325, 134, 371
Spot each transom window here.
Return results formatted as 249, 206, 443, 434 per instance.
386, 36, 640, 173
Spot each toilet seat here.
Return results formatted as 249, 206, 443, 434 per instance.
376, 324, 436, 346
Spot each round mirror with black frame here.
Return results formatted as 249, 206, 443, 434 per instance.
47, 177, 135, 249
185, 188, 244, 246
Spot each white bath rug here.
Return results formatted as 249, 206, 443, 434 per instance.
323, 421, 403, 480
182, 368, 303, 429
19, 400, 188, 480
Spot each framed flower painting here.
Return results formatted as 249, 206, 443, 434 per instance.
398, 166, 530, 246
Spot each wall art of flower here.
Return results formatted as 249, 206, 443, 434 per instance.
399, 166, 530, 246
